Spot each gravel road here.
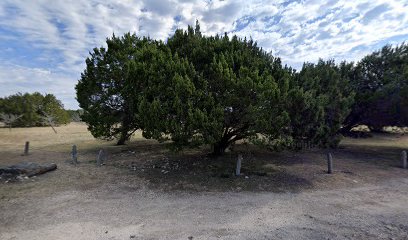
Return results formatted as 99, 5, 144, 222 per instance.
1, 177, 408, 240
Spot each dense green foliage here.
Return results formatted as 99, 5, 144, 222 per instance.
77, 23, 353, 153
144, 24, 292, 153
76, 33, 176, 144
0, 92, 70, 127
290, 60, 355, 147
343, 43, 408, 132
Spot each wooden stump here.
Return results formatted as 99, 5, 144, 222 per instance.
402, 150, 407, 169
72, 145, 78, 164
327, 153, 333, 174
236, 154, 242, 176
97, 149, 105, 166
24, 141, 29, 156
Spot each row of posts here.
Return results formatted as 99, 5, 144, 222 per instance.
22, 142, 408, 171
71, 145, 106, 166
234, 153, 335, 176
22, 142, 105, 166
234, 150, 408, 176
324, 151, 408, 173
322, 151, 407, 174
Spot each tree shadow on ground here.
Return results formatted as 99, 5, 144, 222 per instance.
104, 142, 313, 193
101, 133, 407, 193
338, 133, 407, 168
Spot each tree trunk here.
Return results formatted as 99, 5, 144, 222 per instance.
212, 141, 229, 156
116, 133, 128, 145
116, 115, 131, 145
368, 125, 384, 133
339, 122, 358, 136
339, 125, 351, 134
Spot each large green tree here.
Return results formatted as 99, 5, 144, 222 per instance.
153, 24, 291, 154
76, 33, 154, 144
77, 23, 354, 154
76, 33, 196, 145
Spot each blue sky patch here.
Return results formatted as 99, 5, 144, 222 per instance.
0, 0, 407, 109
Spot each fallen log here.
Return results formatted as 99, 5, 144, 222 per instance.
0, 162, 57, 178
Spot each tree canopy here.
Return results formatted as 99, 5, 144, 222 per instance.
76, 22, 354, 154
291, 60, 355, 147
76, 33, 174, 144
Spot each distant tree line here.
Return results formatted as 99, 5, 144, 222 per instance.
0, 92, 71, 127
76, 22, 407, 154
66, 109, 84, 122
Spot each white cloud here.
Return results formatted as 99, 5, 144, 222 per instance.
0, 0, 407, 108
0, 64, 77, 109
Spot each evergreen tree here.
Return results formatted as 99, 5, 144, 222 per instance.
292, 60, 354, 148
160, 23, 291, 154
76, 33, 155, 144
76, 23, 356, 153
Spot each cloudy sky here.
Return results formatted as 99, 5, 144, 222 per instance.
0, 0, 407, 109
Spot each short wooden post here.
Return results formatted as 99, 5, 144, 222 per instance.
402, 150, 407, 169
24, 141, 29, 155
236, 154, 242, 176
71, 145, 78, 164
97, 149, 104, 166
327, 152, 333, 174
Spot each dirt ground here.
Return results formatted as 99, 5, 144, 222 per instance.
1, 123, 408, 239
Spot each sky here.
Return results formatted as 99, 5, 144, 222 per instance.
0, 0, 407, 109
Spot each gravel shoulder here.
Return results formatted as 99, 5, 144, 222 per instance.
1, 177, 408, 240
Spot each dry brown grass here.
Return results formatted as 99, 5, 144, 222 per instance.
0, 122, 147, 153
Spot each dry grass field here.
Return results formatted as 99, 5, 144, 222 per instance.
1, 123, 408, 239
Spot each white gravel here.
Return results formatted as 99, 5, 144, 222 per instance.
1, 178, 408, 240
